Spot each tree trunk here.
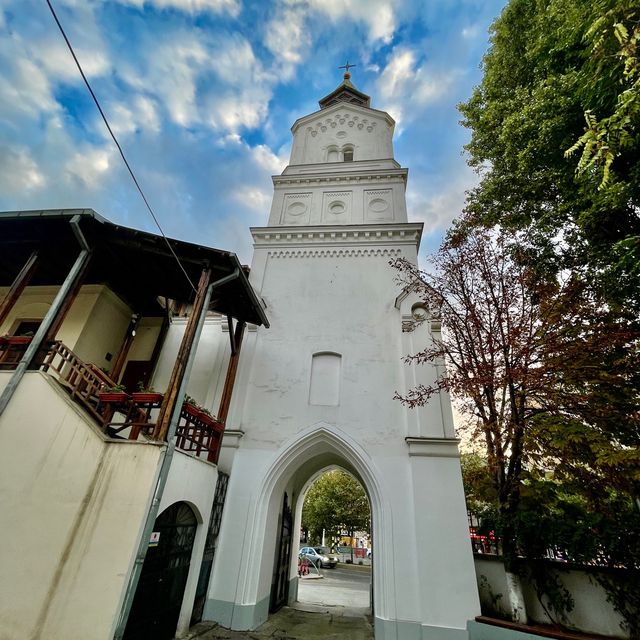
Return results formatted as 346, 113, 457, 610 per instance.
501, 518, 528, 624
505, 569, 527, 624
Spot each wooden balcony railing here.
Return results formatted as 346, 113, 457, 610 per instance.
0, 335, 34, 369
32, 340, 224, 463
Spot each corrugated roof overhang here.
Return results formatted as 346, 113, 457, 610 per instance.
0, 209, 268, 327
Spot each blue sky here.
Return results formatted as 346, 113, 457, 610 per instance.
0, 0, 507, 264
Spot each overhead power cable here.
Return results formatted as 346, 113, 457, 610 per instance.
45, 0, 197, 294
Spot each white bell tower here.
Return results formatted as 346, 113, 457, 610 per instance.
205, 71, 481, 639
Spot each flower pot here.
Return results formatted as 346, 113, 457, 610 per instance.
132, 392, 163, 404
182, 402, 200, 417
99, 391, 129, 403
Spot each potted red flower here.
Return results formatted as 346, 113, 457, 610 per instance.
98, 384, 129, 403
131, 382, 163, 404
182, 394, 202, 419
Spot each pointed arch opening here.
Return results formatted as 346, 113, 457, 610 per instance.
297, 467, 372, 610
241, 423, 394, 627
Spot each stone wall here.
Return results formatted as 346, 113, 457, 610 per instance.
474, 554, 628, 639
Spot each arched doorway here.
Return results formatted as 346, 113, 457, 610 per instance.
256, 426, 384, 622
296, 467, 372, 611
124, 502, 198, 640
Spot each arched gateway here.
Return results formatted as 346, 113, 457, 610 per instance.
204, 72, 480, 639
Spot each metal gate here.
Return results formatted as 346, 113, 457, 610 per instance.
124, 502, 197, 640
270, 492, 292, 612
191, 472, 229, 624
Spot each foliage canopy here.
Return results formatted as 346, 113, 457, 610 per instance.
301, 469, 370, 547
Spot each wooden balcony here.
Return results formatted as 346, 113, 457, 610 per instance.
0, 335, 34, 369
24, 340, 227, 464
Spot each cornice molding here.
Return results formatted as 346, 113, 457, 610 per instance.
221, 429, 244, 449
405, 437, 461, 458
267, 247, 403, 259
273, 168, 408, 188
251, 223, 423, 250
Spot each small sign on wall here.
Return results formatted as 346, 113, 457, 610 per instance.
149, 532, 161, 547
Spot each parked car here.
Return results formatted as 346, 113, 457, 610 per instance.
299, 546, 339, 569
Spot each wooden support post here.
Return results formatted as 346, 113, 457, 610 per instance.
0, 251, 39, 328
217, 318, 246, 425
154, 268, 211, 441
144, 304, 171, 383
44, 255, 93, 343
110, 314, 140, 383
29, 253, 92, 369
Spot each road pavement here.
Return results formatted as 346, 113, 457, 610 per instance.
298, 564, 372, 609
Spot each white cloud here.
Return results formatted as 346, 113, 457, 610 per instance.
233, 186, 271, 213
36, 39, 110, 81
377, 46, 459, 128
461, 24, 480, 39
0, 147, 47, 194
250, 143, 288, 174
121, 37, 209, 127
264, 4, 310, 78
0, 54, 58, 119
107, 95, 161, 136
292, 0, 397, 45
407, 166, 479, 236
114, 0, 240, 16
121, 31, 275, 134
65, 146, 115, 188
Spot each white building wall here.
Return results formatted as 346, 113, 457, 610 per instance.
203, 82, 480, 639
0, 372, 162, 640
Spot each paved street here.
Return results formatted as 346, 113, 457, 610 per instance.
298, 564, 372, 609
184, 565, 373, 640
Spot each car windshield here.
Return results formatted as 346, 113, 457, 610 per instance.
314, 547, 329, 554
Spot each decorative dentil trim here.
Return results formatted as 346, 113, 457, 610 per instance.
251, 223, 423, 249
274, 171, 407, 187
267, 248, 403, 259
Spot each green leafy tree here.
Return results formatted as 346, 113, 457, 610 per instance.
458, 0, 640, 309
301, 469, 370, 560
391, 227, 640, 624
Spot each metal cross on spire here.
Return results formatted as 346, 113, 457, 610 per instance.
339, 61, 356, 79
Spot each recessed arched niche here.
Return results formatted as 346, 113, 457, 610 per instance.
309, 352, 341, 406
327, 146, 339, 162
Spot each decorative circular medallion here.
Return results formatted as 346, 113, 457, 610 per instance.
411, 303, 428, 321
287, 201, 307, 216
328, 201, 346, 215
336, 131, 347, 138
369, 198, 389, 213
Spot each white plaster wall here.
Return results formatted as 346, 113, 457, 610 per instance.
126, 317, 163, 362
72, 286, 131, 370
0, 372, 162, 640
205, 90, 479, 639
290, 104, 394, 165
267, 175, 408, 227
152, 315, 231, 415
0, 284, 100, 348
409, 454, 480, 631
475, 556, 627, 638
0, 284, 133, 371
238, 245, 447, 445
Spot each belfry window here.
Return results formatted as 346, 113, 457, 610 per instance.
343, 147, 354, 162
327, 146, 339, 162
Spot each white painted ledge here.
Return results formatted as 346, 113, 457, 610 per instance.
405, 437, 461, 458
